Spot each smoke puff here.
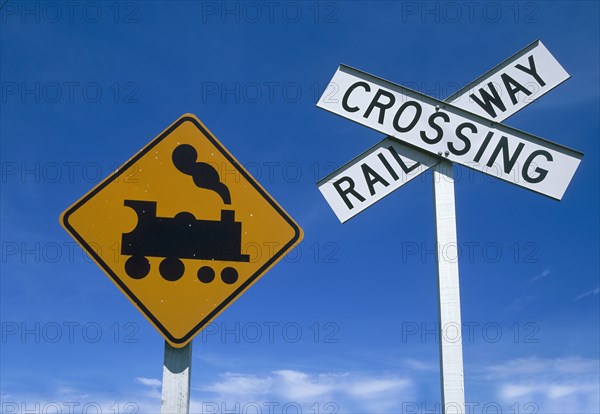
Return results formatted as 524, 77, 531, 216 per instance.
172, 144, 231, 204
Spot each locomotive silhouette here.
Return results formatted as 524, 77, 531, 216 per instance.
121, 144, 249, 283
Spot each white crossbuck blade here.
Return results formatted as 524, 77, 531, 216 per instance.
317, 40, 583, 222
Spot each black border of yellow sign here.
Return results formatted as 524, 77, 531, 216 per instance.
61, 114, 303, 346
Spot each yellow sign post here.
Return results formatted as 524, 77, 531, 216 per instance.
61, 114, 303, 349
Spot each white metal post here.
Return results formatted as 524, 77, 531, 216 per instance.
161, 341, 192, 413
432, 160, 465, 413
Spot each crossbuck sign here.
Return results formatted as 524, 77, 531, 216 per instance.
315, 40, 584, 412
318, 40, 583, 222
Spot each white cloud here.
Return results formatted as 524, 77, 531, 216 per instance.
194, 369, 414, 413
135, 376, 161, 388
485, 356, 600, 414
0, 368, 416, 414
503, 295, 534, 313
0, 387, 159, 414
53, 385, 90, 400
346, 378, 411, 397
272, 370, 339, 401
487, 356, 598, 377
8, 357, 597, 414
575, 286, 600, 300
401, 358, 437, 372
199, 372, 272, 397
530, 268, 551, 283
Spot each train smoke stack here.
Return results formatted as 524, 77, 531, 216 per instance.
173, 144, 231, 204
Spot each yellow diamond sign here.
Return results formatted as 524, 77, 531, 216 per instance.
60, 114, 303, 348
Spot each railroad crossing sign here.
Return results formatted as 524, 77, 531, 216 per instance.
318, 40, 582, 221
61, 114, 303, 348
315, 41, 583, 412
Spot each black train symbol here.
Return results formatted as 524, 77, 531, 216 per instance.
121, 144, 250, 283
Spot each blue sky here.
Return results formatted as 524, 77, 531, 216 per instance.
1, 1, 599, 413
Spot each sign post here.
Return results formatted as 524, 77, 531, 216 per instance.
315, 41, 582, 412
433, 161, 464, 412
161, 342, 192, 413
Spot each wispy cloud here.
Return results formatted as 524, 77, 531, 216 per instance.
6, 357, 598, 413
135, 377, 161, 388
503, 295, 534, 313
193, 369, 414, 413
199, 372, 272, 398
484, 356, 600, 414
0, 383, 159, 414
486, 356, 598, 377
575, 286, 600, 300
0, 368, 415, 414
401, 358, 437, 372
530, 268, 552, 283
272, 370, 340, 401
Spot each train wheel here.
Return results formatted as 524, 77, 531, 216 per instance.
197, 266, 215, 283
221, 267, 238, 284
160, 258, 184, 281
125, 256, 150, 279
